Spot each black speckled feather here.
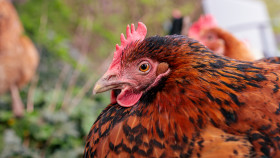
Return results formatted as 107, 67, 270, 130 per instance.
85, 35, 280, 158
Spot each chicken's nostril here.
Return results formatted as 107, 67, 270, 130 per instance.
106, 74, 117, 81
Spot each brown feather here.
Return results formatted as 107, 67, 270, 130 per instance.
85, 35, 280, 157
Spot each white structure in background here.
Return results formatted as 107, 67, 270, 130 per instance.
202, 0, 278, 59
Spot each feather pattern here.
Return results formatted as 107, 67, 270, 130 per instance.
85, 34, 280, 157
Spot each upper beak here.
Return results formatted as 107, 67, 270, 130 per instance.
93, 73, 125, 95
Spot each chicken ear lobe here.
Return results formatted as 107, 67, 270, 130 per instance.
156, 62, 169, 76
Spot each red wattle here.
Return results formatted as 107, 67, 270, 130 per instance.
117, 89, 142, 107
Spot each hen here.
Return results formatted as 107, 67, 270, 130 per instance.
84, 22, 280, 157
0, 0, 39, 117
188, 15, 255, 61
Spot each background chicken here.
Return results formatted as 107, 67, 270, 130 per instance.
85, 22, 280, 157
188, 14, 255, 61
0, 0, 39, 117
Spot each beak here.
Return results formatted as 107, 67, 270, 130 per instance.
93, 73, 125, 95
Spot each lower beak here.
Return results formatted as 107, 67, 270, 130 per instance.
93, 81, 118, 95
93, 74, 125, 95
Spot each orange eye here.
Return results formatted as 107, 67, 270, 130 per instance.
139, 63, 150, 72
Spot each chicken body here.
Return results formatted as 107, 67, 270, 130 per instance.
0, 0, 39, 117
85, 24, 280, 157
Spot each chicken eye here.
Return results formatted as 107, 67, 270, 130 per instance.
139, 63, 150, 72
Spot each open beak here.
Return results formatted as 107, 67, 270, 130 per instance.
93, 71, 143, 107
93, 73, 125, 95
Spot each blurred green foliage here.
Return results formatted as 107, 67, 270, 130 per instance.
0, 86, 110, 157
263, 0, 280, 33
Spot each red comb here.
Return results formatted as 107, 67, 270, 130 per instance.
109, 22, 147, 70
188, 14, 217, 39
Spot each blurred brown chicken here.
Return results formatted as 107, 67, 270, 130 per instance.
188, 14, 255, 61
0, 0, 39, 117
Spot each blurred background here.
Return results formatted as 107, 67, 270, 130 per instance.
0, 0, 279, 157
